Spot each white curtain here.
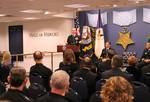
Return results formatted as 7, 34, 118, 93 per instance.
87, 13, 98, 27
94, 28, 104, 59
143, 8, 150, 23
113, 9, 137, 26
101, 12, 107, 25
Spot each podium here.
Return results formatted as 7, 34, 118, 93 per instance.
57, 45, 80, 52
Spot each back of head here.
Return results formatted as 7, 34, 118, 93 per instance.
80, 57, 92, 69
111, 55, 123, 68
50, 70, 70, 91
128, 56, 137, 66
63, 49, 76, 64
2, 51, 11, 65
9, 67, 26, 87
101, 76, 133, 102
33, 51, 43, 61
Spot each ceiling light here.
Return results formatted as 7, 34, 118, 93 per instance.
128, 0, 144, 3
64, 4, 89, 8
44, 11, 50, 15
24, 17, 40, 20
20, 10, 43, 13
135, 1, 139, 3
0, 14, 6, 17
113, 4, 117, 7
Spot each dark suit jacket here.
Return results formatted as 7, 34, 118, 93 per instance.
0, 64, 12, 82
36, 92, 70, 102
141, 48, 150, 60
100, 48, 116, 59
0, 89, 31, 102
29, 63, 52, 91
126, 65, 141, 81
73, 68, 99, 95
59, 62, 79, 78
101, 68, 132, 81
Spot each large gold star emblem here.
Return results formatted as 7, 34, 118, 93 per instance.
116, 32, 134, 50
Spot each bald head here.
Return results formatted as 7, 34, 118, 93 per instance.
33, 51, 43, 61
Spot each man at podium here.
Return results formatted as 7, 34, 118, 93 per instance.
67, 28, 80, 45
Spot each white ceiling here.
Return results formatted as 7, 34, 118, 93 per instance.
0, 0, 150, 22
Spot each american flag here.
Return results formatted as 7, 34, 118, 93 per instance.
74, 12, 80, 29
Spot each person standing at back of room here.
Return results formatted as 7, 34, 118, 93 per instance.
29, 51, 52, 91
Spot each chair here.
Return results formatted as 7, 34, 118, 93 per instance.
141, 73, 150, 90
132, 81, 150, 102
70, 76, 89, 102
90, 91, 102, 102
65, 88, 82, 102
0, 81, 6, 95
27, 83, 47, 100
95, 79, 106, 91
29, 73, 44, 85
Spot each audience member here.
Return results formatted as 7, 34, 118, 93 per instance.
101, 55, 132, 81
126, 56, 140, 81
65, 88, 81, 102
29, 51, 52, 91
36, 70, 71, 102
0, 67, 31, 102
101, 76, 134, 102
59, 49, 79, 77
73, 57, 99, 96
0, 51, 3, 64
131, 81, 150, 102
0, 51, 13, 82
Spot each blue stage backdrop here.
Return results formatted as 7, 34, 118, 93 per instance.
78, 7, 150, 58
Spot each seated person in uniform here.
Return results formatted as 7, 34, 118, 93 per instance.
137, 41, 150, 69
97, 41, 116, 72
100, 41, 116, 61
0, 67, 31, 102
36, 70, 70, 102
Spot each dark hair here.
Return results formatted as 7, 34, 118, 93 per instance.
33, 51, 43, 60
80, 57, 92, 69
9, 67, 26, 87
105, 41, 111, 45
111, 55, 123, 68
63, 49, 76, 64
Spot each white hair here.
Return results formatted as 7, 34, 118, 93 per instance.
50, 70, 70, 90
